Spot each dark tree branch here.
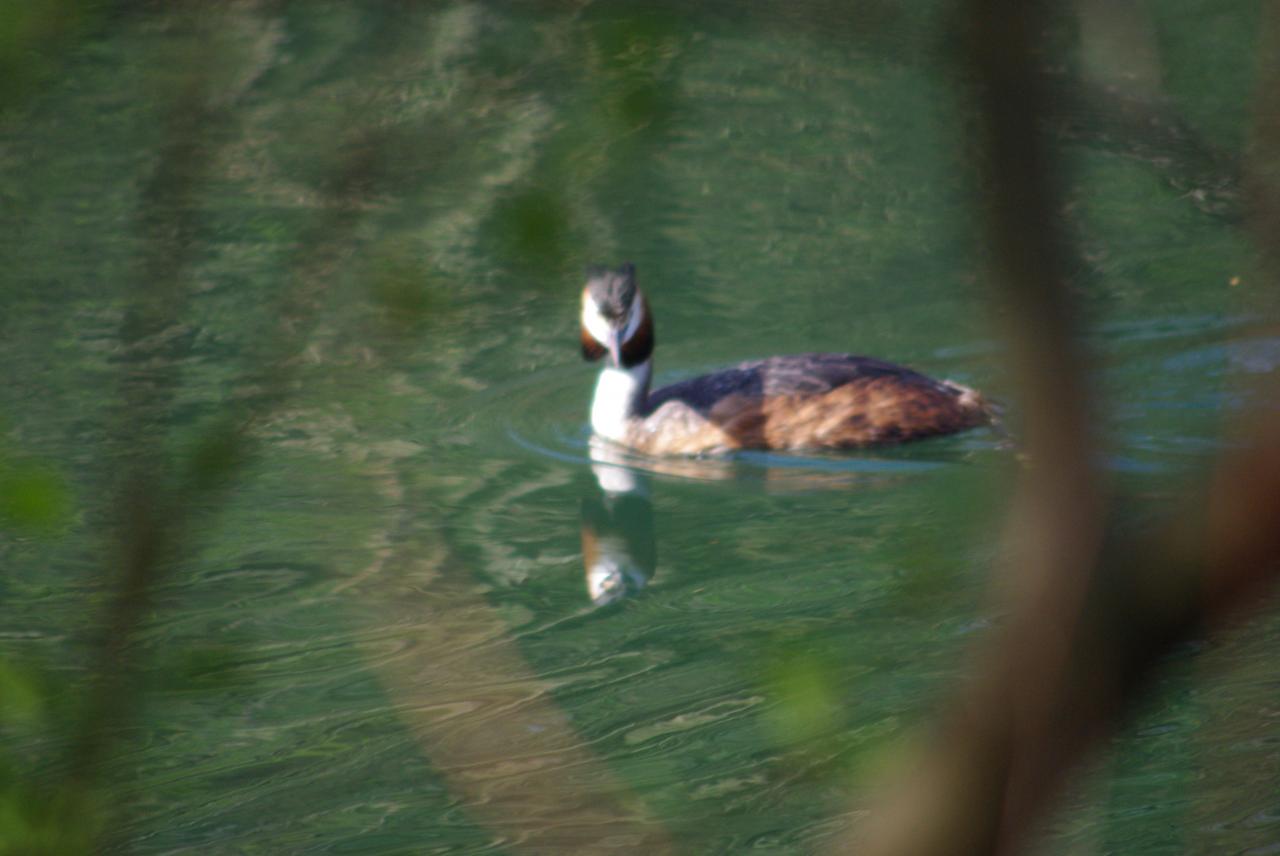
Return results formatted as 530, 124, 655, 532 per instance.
849, 4, 1280, 854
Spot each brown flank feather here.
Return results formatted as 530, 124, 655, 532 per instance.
712, 377, 987, 450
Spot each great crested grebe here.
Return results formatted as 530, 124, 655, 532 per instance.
580, 263, 990, 456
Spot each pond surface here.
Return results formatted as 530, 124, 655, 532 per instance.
1, 3, 1277, 854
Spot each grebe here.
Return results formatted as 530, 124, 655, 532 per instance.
580, 263, 990, 455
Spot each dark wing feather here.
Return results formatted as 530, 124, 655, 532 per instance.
645, 353, 951, 416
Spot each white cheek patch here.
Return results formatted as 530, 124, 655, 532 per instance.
581, 296, 613, 344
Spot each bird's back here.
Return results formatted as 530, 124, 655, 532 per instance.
643, 353, 988, 451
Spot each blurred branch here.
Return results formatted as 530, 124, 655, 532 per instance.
59, 9, 396, 846
853, 3, 1107, 853
848, 2, 1280, 855
69, 14, 230, 786
35, 4, 681, 851
960, 3, 1107, 842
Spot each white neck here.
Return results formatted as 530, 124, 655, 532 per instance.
591, 359, 651, 443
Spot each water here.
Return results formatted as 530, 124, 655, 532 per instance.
1, 3, 1277, 854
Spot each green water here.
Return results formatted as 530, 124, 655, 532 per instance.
1, 2, 1276, 853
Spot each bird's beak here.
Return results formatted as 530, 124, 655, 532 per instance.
606, 328, 623, 367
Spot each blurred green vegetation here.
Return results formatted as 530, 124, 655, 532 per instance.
0, 656, 101, 856
0, 457, 72, 535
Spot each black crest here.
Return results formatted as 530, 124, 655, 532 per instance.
585, 263, 637, 322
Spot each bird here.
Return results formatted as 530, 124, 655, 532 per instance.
579, 263, 990, 456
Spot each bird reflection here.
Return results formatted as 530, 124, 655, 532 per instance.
580, 438, 656, 606
577, 438, 937, 604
